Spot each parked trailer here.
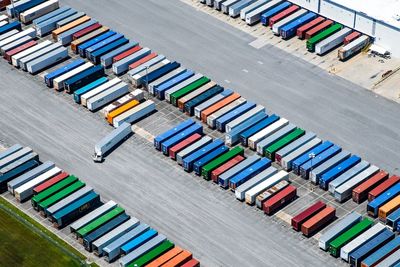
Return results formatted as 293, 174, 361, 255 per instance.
44, 59, 85, 87
77, 30, 116, 57
255, 123, 297, 155
113, 45, 144, 63
114, 47, 152, 76
103, 224, 150, 262
87, 82, 129, 111
368, 183, 400, 217
106, 100, 140, 125
129, 241, 175, 267
361, 237, 400, 267
72, 22, 102, 40
225, 112, 268, 146
73, 77, 108, 104
240, 114, 279, 147
301, 206, 335, 237
0, 21, 21, 36
9, 0, 47, 18
52, 192, 101, 229
307, 23, 342, 52
92, 218, 140, 257
369, 176, 400, 202
195, 89, 233, 119
58, 19, 98, 46
31, 175, 77, 210
263, 185, 296, 215
315, 27, 352, 55
260, 1, 290, 26
240, 0, 270, 20
177, 81, 216, 111
113, 100, 156, 127
19, 0, 59, 24
0, 144, 24, 163
64, 65, 105, 94
281, 137, 321, 171
52, 15, 91, 40
32, 6, 72, 26
14, 167, 61, 202
296, 16, 325, 39
211, 155, 244, 183
88, 37, 130, 65
304, 19, 333, 39
291, 201, 326, 231
280, 12, 317, 39
245, 169, 288, 204
275, 132, 316, 164
169, 134, 202, 160
176, 136, 212, 166
215, 102, 256, 132
0, 15, 7, 22
33, 172, 68, 195
352, 171, 389, 203
374, 249, 400, 266
264, 127, 305, 160
127, 52, 157, 71
55, 10, 85, 27
343, 31, 361, 45
184, 85, 224, 116
225, 105, 265, 133
160, 123, 203, 156
193, 145, 230, 176
328, 218, 373, 257
229, 0, 257, 17
201, 92, 241, 123
235, 166, 278, 201
221, 0, 241, 14
183, 139, 224, 172
335, 165, 380, 203
0, 146, 33, 169
141, 62, 181, 90
246, 0, 284, 25
161, 250, 193, 266
35, 8, 78, 37
85, 32, 124, 59
19, 42, 62, 71
387, 208, 400, 230
205, 98, 247, 129
247, 117, 288, 150
378, 195, 400, 222
120, 228, 158, 256
128, 53, 164, 75
0, 29, 19, 42
338, 35, 370, 61
1, 35, 34, 56
147, 67, 185, 95
229, 158, 271, 190
11, 40, 51, 67
213, 0, 226, 10
0, 28, 36, 52
269, 5, 302, 30
0, 158, 39, 192
299, 145, 342, 180
319, 212, 362, 251
102, 89, 143, 117
170, 76, 211, 107
329, 161, 371, 194
319, 155, 361, 190
27, 46, 68, 74
81, 78, 121, 107
255, 179, 289, 209
7, 161, 54, 194
71, 26, 109, 53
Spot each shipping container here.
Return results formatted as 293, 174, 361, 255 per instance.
264, 128, 305, 160
35, 8, 78, 37
352, 171, 389, 203
213, 0, 227, 10
307, 23, 342, 51
235, 166, 278, 201
301, 206, 335, 237
114, 47, 153, 76
329, 160, 371, 194
44, 59, 85, 87
291, 201, 326, 231
161, 250, 193, 267
319, 212, 362, 251
319, 155, 361, 190
226, 112, 268, 146
169, 134, 202, 160
1, 35, 34, 56
33, 171, 68, 195
31, 174, 76, 210
344, 31, 361, 45
240, 114, 280, 147
229, 158, 271, 190
315, 27, 352, 55
240, 0, 270, 20
387, 207, 400, 230
280, 11, 316, 39
256, 123, 297, 155
361, 236, 400, 267
368, 183, 400, 217
207, 98, 249, 130
52, 191, 101, 229
221, 0, 241, 14
183, 139, 224, 172
120, 229, 158, 256
0, 29, 19, 42
0, 158, 39, 192
201, 146, 244, 180
338, 35, 370, 61
128, 52, 157, 70
225, 105, 265, 133
71, 26, 109, 53
195, 89, 233, 119
87, 82, 129, 111
260, 1, 290, 26
274, 132, 316, 164
113, 45, 142, 63
309, 150, 350, 184
81, 78, 121, 106
64, 65, 105, 94
72, 22, 102, 41
141, 62, 181, 90
88, 36, 130, 65
369, 175, 400, 202
0, 21, 21, 36
255, 180, 289, 209
296, 16, 325, 39
340, 223, 386, 261
77, 30, 116, 57
7, 161, 54, 194
14, 167, 61, 202
113, 100, 156, 127
127, 240, 174, 267
52, 15, 91, 40
73, 77, 108, 104
146, 246, 184, 267
129, 58, 171, 88
328, 218, 373, 257
92, 218, 140, 257
170, 76, 211, 107
106, 100, 140, 125
184, 85, 224, 116
270, 7, 304, 33
103, 224, 150, 262
335, 165, 380, 203
215, 102, 256, 132
181, 258, 200, 267
246, 0, 284, 25
263, 184, 296, 215
211, 155, 244, 183
193, 145, 230, 176
158, 121, 201, 154
246, 169, 289, 205
349, 228, 394, 267
26, 46, 68, 74
0, 27, 36, 51
176, 136, 212, 166
100, 41, 137, 67
128, 54, 166, 79
0, 146, 33, 169
9, 0, 47, 18
248, 118, 289, 150
85, 32, 124, 59
51, 57, 93, 90
219, 155, 259, 189
102, 89, 144, 117
19, 42, 62, 71
177, 81, 216, 111
19, 0, 59, 24
148, 67, 186, 95
371, 249, 400, 266
281, 137, 321, 171
201, 92, 241, 123
378, 195, 400, 222
229, 0, 257, 17
32, 6, 72, 26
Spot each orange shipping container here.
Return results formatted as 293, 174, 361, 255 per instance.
146, 246, 184, 267
52, 15, 91, 40
161, 250, 192, 267
378, 194, 400, 222
201, 92, 241, 123
107, 100, 139, 124
129, 52, 157, 70
301, 206, 336, 237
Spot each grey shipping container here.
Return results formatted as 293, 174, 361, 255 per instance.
12, 40, 52, 67
113, 47, 151, 76
328, 160, 370, 194
176, 136, 212, 165
240, 0, 271, 20
127, 54, 166, 77
0, 144, 23, 161
26, 47, 68, 74
164, 73, 204, 103
57, 19, 98, 46
1, 35, 33, 55
113, 100, 156, 128
219, 155, 260, 188
315, 28, 352, 55
56, 11, 85, 28
148, 67, 186, 95
275, 132, 316, 164
101, 42, 138, 68
87, 82, 129, 111
20, 42, 62, 71
256, 123, 296, 155
35, 8, 77, 37
309, 150, 351, 184
0, 147, 33, 169
235, 166, 278, 200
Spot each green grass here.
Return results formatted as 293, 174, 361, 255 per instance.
0, 197, 97, 267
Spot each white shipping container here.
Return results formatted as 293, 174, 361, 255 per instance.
315, 28, 352, 55
27, 46, 68, 74
148, 67, 186, 95
0, 14, 8, 23
87, 82, 129, 111
240, 0, 270, 20
207, 98, 247, 128
20, 42, 61, 71
338, 35, 370, 60
328, 161, 370, 194
0, 21, 7, 27
245, 0, 280, 24
53, 61, 93, 90
256, 123, 296, 155
19, 0, 59, 24
214, 0, 227, 10
81, 77, 121, 107
280, 137, 322, 170
127, 54, 166, 77
101, 89, 144, 117
221, 0, 241, 14
0, 29, 19, 42
248, 118, 288, 150
129, 58, 169, 87
113, 100, 155, 127
0, 27, 36, 49
6, 0, 30, 17
1, 35, 32, 55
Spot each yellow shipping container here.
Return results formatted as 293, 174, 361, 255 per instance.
378, 194, 400, 221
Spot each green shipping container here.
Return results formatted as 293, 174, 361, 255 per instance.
201, 146, 244, 180
306, 23, 342, 52
38, 180, 85, 212
264, 128, 305, 160
76, 206, 125, 239
31, 175, 77, 209
127, 240, 175, 267
328, 218, 373, 257
170, 76, 210, 106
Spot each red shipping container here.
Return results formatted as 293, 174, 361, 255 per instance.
263, 185, 297, 215
291, 201, 326, 231
211, 155, 244, 183
0, 0, 11, 9
72, 22, 102, 40
352, 170, 389, 203
129, 52, 158, 70
112, 45, 141, 63
169, 133, 202, 160
368, 175, 400, 202
269, 5, 299, 28
344, 31, 361, 45
4, 40, 37, 63
296, 17, 325, 39
301, 206, 336, 237
33, 172, 69, 195
305, 20, 333, 39
181, 258, 200, 267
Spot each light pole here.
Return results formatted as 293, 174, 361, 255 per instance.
309, 152, 315, 191
11, 0, 15, 18
145, 66, 149, 91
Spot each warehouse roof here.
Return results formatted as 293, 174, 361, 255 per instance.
328, 0, 400, 29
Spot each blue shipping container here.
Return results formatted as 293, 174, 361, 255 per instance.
261, 2, 291, 26
36, 9, 77, 37
155, 119, 196, 151
161, 123, 203, 155
219, 156, 260, 188
299, 145, 342, 179
120, 229, 157, 255
0, 21, 21, 36
368, 183, 400, 217
154, 70, 195, 100
89, 37, 129, 64
280, 12, 317, 39
45, 59, 86, 87
100, 42, 138, 68
78, 31, 116, 57
216, 102, 257, 132
13, 0, 47, 17
229, 158, 271, 189
141, 62, 181, 86
183, 139, 224, 172
85, 33, 124, 58
33, 6, 72, 25
184, 85, 224, 116
291, 141, 333, 175
193, 145, 229, 175
73, 77, 109, 104
240, 114, 279, 146
227, 112, 268, 146
64, 65, 105, 94
361, 236, 400, 267
319, 155, 361, 190
387, 207, 400, 230
0, 160, 39, 192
